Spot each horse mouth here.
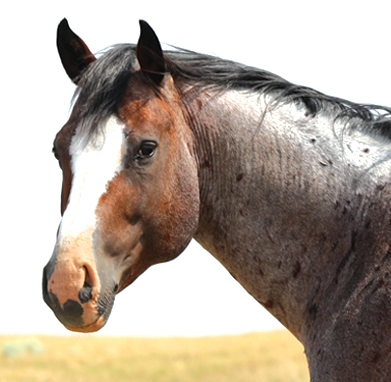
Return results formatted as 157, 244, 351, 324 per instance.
43, 267, 117, 333
65, 315, 106, 333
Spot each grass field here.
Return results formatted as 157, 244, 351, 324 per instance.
0, 331, 309, 382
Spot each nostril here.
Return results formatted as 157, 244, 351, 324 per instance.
79, 282, 93, 303
83, 265, 93, 286
78, 266, 94, 304
113, 284, 119, 293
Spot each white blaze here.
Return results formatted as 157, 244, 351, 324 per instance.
58, 116, 126, 245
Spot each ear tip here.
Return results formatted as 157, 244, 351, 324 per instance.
57, 18, 73, 38
138, 20, 160, 47
58, 18, 69, 30
139, 19, 151, 32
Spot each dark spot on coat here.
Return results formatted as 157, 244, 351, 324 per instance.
200, 159, 211, 168
236, 173, 244, 182
308, 303, 318, 319
292, 261, 301, 278
264, 300, 274, 309
372, 352, 381, 364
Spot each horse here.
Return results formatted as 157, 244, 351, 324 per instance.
43, 18, 391, 381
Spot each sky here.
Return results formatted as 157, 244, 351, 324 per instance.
1, 0, 391, 337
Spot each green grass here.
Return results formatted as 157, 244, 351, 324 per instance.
0, 331, 309, 382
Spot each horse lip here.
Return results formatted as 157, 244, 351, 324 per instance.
64, 315, 105, 333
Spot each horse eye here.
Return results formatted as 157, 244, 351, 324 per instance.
136, 141, 157, 160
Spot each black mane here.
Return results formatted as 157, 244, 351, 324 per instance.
72, 44, 137, 136
166, 49, 391, 136
74, 44, 391, 138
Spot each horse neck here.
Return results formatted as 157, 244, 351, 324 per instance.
185, 88, 391, 339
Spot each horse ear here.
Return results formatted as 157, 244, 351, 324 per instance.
137, 20, 166, 85
57, 19, 96, 84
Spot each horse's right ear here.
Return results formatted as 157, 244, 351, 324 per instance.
57, 19, 96, 84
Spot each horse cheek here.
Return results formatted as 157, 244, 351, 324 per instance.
158, 156, 199, 262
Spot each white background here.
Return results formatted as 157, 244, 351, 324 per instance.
1, 0, 390, 336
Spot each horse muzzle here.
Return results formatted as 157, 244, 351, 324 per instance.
42, 248, 115, 333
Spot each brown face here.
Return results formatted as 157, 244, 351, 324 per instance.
94, 73, 200, 292
43, 37, 200, 331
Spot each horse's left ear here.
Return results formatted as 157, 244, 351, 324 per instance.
137, 20, 166, 85
57, 19, 96, 84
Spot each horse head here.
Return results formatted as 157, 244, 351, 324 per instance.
42, 19, 200, 332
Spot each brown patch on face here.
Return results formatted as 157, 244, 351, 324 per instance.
94, 73, 200, 292
53, 111, 79, 215
95, 171, 145, 290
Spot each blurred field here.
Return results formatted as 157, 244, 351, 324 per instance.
0, 331, 309, 382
